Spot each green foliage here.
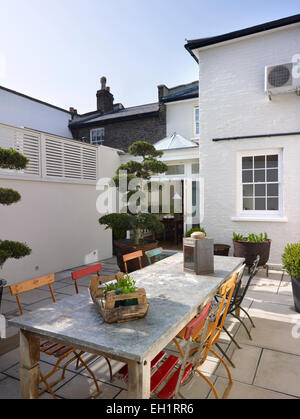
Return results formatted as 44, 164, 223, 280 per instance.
233, 232, 269, 243
100, 141, 167, 244
282, 243, 300, 278
0, 146, 32, 269
99, 213, 132, 239
104, 274, 138, 296
0, 241, 32, 267
0, 148, 29, 170
0, 188, 21, 205
186, 227, 206, 238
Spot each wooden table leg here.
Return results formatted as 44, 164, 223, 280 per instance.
127, 359, 150, 399
19, 329, 40, 399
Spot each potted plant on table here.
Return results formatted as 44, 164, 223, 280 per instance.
99, 141, 167, 272
282, 243, 300, 313
233, 232, 271, 267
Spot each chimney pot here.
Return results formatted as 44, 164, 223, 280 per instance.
100, 76, 107, 90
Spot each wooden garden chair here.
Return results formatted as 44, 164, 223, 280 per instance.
172, 270, 239, 399
122, 250, 143, 274
71, 263, 102, 294
9, 274, 101, 399
71, 264, 113, 380
145, 247, 163, 265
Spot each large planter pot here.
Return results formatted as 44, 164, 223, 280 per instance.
114, 239, 159, 273
214, 244, 231, 256
291, 276, 300, 313
233, 240, 271, 267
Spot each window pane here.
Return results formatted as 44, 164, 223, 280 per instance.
242, 157, 253, 170
267, 183, 279, 197
255, 198, 266, 210
242, 170, 253, 183
192, 163, 199, 174
267, 155, 278, 168
254, 170, 265, 182
255, 184, 266, 197
267, 169, 278, 182
243, 198, 254, 211
167, 165, 185, 175
243, 184, 253, 197
267, 198, 279, 211
254, 156, 265, 169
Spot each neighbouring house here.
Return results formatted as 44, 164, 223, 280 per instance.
0, 85, 73, 138
185, 14, 300, 263
119, 81, 201, 237
69, 77, 166, 151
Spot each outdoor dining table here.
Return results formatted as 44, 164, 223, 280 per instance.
9, 253, 244, 399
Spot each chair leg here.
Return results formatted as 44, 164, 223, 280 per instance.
74, 351, 102, 398
230, 313, 252, 341
195, 369, 219, 399
172, 338, 185, 359
39, 372, 56, 399
208, 348, 233, 399
222, 325, 242, 349
214, 342, 235, 369
239, 306, 256, 328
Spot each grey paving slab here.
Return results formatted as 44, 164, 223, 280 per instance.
9, 254, 244, 363
210, 376, 296, 399
0, 348, 19, 373
215, 344, 262, 385
54, 373, 120, 399
254, 349, 300, 398
0, 375, 21, 399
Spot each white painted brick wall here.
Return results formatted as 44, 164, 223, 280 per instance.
196, 25, 300, 263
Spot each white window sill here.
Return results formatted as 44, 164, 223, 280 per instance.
231, 216, 288, 223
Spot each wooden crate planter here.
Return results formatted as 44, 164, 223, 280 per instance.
89, 274, 149, 324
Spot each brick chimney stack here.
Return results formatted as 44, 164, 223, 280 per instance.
97, 76, 114, 113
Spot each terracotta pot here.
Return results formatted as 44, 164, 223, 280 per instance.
233, 240, 271, 267
114, 239, 159, 273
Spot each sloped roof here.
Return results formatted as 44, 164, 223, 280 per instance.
69, 103, 159, 127
154, 133, 198, 151
161, 81, 199, 103
185, 14, 300, 62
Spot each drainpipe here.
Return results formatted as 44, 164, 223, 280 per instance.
0, 279, 7, 339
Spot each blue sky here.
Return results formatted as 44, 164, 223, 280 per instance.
0, 0, 299, 113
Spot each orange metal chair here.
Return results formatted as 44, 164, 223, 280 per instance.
10, 274, 101, 399
171, 270, 239, 399
122, 250, 143, 274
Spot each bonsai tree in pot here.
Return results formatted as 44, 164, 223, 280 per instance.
282, 243, 300, 313
233, 232, 271, 268
99, 141, 167, 272
0, 147, 32, 310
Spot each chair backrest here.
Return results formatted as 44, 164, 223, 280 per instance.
228, 264, 246, 311
145, 247, 163, 265
71, 263, 102, 294
9, 273, 55, 315
122, 250, 143, 274
239, 255, 260, 302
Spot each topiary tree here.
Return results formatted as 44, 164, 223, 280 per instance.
99, 141, 168, 245
0, 148, 31, 268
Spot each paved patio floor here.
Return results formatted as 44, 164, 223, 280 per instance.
0, 256, 299, 399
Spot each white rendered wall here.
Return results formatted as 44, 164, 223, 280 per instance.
0, 146, 121, 285
166, 98, 199, 140
195, 24, 300, 263
0, 89, 72, 138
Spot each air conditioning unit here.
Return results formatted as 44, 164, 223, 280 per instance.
265, 63, 300, 97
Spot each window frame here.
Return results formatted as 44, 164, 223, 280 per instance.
90, 128, 105, 145
237, 148, 283, 219
193, 106, 200, 137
